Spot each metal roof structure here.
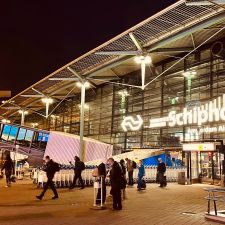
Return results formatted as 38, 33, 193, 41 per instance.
1, 0, 225, 120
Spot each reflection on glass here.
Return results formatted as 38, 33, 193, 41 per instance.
38, 133, 43, 141
1, 125, 11, 141
17, 128, 26, 141
42, 133, 49, 142
25, 130, 34, 142
8, 126, 18, 142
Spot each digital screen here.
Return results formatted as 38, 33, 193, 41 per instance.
8, 126, 18, 141
1, 124, 11, 141
17, 128, 26, 141
24, 130, 34, 142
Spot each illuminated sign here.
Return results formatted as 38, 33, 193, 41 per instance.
150, 94, 225, 128
183, 143, 216, 152
188, 125, 225, 135
121, 94, 225, 132
121, 115, 143, 132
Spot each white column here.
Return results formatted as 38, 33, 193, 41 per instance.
79, 83, 85, 160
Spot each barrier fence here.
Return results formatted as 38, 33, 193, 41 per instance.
34, 166, 186, 188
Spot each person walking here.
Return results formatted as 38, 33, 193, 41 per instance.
137, 160, 145, 191
120, 159, 127, 200
1, 154, 14, 187
157, 158, 166, 188
96, 161, 107, 205
69, 156, 85, 189
125, 158, 134, 186
108, 158, 123, 210
36, 156, 59, 200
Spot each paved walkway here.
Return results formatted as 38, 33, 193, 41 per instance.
0, 180, 221, 225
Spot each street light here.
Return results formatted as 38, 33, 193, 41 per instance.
41, 97, 53, 118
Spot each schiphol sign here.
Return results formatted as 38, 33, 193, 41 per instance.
149, 94, 225, 128
121, 94, 225, 131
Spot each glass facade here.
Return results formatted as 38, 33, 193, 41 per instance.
25, 41, 225, 153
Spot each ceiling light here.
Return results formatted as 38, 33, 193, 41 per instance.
41, 97, 53, 104
182, 70, 197, 78
2, 119, 10, 123
134, 55, 152, 64
118, 90, 130, 96
18, 110, 28, 115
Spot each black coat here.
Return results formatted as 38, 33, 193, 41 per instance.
98, 163, 106, 177
2, 159, 14, 175
43, 160, 56, 180
110, 162, 123, 191
157, 162, 166, 173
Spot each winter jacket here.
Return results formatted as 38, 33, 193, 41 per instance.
138, 164, 145, 178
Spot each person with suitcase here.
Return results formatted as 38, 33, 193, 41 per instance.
137, 160, 145, 191
157, 158, 167, 188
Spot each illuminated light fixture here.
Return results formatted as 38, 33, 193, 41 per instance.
50, 114, 57, 118
134, 55, 152, 64
41, 97, 53, 104
2, 100, 5, 104
134, 55, 152, 90
182, 70, 197, 78
79, 104, 89, 109
76, 81, 90, 88
18, 110, 28, 115
31, 123, 38, 127
121, 115, 143, 132
118, 90, 130, 96
2, 119, 10, 123
41, 97, 53, 117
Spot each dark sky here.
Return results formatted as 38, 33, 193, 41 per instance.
0, 0, 176, 96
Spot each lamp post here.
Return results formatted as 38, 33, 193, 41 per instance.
18, 109, 28, 126
77, 81, 90, 160
41, 97, 53, 117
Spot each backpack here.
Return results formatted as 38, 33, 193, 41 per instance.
53, 162, 60, 172
132, 161, 137, 169
80, 162, 85, 171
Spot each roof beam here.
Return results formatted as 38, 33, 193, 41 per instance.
149, 11, 225, 52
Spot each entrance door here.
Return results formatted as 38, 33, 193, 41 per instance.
199, 152, 221, 184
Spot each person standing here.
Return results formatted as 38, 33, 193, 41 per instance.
96, 161, 107, 205
120, 159, 127, 200
36, 156, 59, 200
1, 154, 14, 187
108, 158, 123, 210
125, 158, 134, 186
69, 156, 85, 189
137, 160, 145, 191
157, 158, 166, 188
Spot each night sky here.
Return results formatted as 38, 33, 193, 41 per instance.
0, 0, 176, 96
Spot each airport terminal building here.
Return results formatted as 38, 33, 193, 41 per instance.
1, 0, 225, 182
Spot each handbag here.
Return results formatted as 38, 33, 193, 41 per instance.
92, 168, 99, 177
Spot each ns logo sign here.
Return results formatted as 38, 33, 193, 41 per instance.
121, 115, 143, 132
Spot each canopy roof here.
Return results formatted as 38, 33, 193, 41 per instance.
1, 0, 225, 120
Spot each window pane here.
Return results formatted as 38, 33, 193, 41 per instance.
17, 128, 26, 142
1, 125, 11, 141
25, 130, 34, 142
8, 126, 18, 142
